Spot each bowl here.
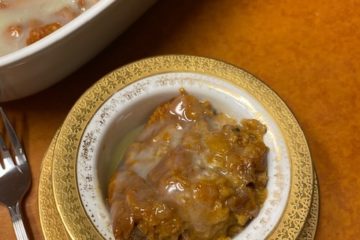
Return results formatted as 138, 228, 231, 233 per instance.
0, 0, 156, 102
52, 55, 314, 239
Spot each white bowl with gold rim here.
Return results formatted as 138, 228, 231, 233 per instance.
52, 55, 314, 239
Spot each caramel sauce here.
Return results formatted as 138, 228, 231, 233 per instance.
108, 91, 268, 240
26, 22, 62, 45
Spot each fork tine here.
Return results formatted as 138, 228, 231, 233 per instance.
0, 146, 5, 176
0, 108, 26, 165
0, 134, 15, 169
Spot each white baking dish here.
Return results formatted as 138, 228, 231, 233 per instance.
0, 0, 156, 101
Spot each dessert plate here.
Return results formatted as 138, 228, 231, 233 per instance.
49, 55, 314, 239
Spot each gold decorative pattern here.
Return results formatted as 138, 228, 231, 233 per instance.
297, 171, 319, 240
38, 131, 70, 240
51, 55, 314, 239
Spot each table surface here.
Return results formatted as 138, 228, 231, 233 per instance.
1, 0, 359, 239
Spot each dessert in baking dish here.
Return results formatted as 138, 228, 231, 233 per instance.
108, 90, 268, 240
0, 0, 98, 56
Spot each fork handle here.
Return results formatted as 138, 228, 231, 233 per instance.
8, 202, 30, 240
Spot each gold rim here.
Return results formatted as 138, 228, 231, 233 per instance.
38, 131, 70, 240
297, 170, 319, 240
52, 55, 314, 239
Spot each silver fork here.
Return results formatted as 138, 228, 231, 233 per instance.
0, 108, 31, 240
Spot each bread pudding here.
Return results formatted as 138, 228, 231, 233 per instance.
0, 0, 98, 56
108, 90, 268, 240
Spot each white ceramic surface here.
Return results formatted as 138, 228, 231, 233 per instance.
0, 0, 156, 102
77, 72, 291, 240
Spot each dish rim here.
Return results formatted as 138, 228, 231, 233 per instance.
51, 55, 314, 239
0, 0, 115, 66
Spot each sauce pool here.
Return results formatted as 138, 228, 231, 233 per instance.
0, 0, 98, 56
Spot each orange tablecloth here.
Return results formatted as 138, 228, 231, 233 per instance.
1, 0, 360, 239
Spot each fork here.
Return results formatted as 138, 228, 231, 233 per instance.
0, 108, 31, 240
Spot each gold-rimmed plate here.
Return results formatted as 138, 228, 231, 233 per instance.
38, 131, 70, 240
50, 55, 314, 239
